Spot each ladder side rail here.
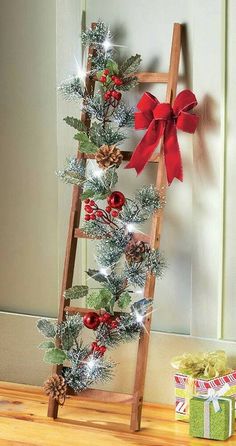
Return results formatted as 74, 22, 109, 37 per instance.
130, 23, 182, 431
47, 24, 96, 418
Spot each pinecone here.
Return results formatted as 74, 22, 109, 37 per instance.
43, 374, 67, 406
95, 144, 123, 169
125, 241, 147, 263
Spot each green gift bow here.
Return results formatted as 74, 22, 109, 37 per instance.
171, 350, 232, 379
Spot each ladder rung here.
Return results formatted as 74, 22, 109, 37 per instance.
74, 228, 150, 244
84, 152, 160, 163
74, 228, 95, 239
65, 306, 98, 315
135, 72, 169, 83
65, 306, 122, 317
67, 387, 133, 403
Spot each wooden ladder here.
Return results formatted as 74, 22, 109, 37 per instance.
47, 22, 182, 432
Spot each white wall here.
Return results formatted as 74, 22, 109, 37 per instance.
0, 0, 236, 405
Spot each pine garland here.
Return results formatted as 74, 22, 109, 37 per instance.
38, 20, 166, 396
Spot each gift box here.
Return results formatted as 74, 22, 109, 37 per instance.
189, 393, 235, 440
172, 350, 236, 422
174, 371, 236, 421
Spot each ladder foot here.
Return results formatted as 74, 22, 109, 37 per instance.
130, 395, 143, 431
47, 397, 59, 419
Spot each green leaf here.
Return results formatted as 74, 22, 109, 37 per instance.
38, 340, 55, 349
120, 54, 142, 76
63, 116, 86, 132
116, 76, 139, 91
81, 189, 95, 200
37, 319, 56, 338
96, 70, 105, 79
74, 132, 98, 154
86, 288, 113, 311
61, 335, 74, 351
106, 59, 119, 74
117, 291, 132, 309
64, 285, 89, 300
43, 348, 66, 365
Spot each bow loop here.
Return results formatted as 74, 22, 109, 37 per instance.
126, 89, 198, 184
135, 92, 159, 130
173, 89, 198, 115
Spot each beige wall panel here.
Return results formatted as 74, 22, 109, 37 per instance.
223, 0, 236, 340
0, 0, 58, 317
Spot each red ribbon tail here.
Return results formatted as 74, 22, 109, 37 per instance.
164, 122, 183, 185
125, 121, 164, 174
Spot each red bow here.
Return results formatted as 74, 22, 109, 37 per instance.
125, 90, 198, 184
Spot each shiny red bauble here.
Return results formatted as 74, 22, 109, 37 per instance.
107, 191, 125, 209
83, 311, 100, 330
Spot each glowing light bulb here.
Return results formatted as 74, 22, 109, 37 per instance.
99, 268, 108, 276
87, 358, 96, 370
135, 312, 144, 323
103, 39, 112, 52
136, 289, 144, 295
93, 169, 103, 178
126, 223, 135, 233
74, 56, 86, 82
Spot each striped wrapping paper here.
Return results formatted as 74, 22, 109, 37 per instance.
175, 371, 236, 422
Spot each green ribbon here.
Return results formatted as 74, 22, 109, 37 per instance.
171, 350, 232, 379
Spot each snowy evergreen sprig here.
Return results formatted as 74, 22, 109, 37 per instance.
58, 76, 84, 102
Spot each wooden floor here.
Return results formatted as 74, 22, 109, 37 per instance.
0, 382, 236, 446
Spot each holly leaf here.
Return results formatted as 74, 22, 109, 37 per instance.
87, 288, 113, 311
96, 70, 105, 80
43, 348, 66, 365
38, 340, 55, 349
86, 269, 108, 284
81, 189, 95, 200
117, 291, 132, 309
37, 319, 56, 338
63, 116, 86, 131
120, 54, 142, 76
64, 285, 89, 300
74, 132, 98, 153
106, 59, 119, 74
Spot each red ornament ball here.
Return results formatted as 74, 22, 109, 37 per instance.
90, 213, 96, 220
84, 198, 90, 204
96, 210, 103, 217
111, 210, 119, 218
104, 69, 110, 75
105, 206, 111, 213
83, 312, 100, 330
107, 191, 125, 209
84, 214, 90, 221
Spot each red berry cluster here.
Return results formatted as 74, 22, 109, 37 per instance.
98, 68, 123, 103
83, 192, 125, 224
91, 341, 106, 356
83, 311, 119, 357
